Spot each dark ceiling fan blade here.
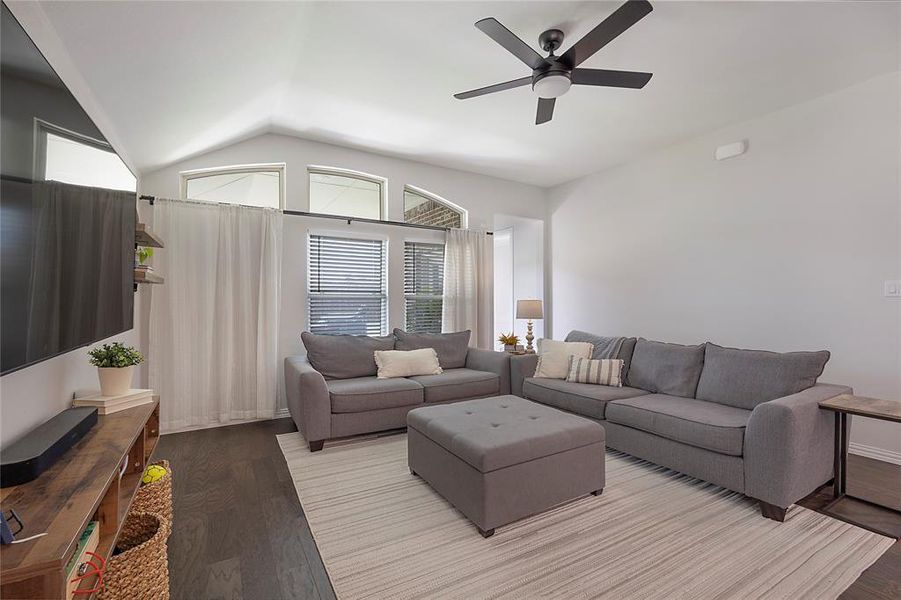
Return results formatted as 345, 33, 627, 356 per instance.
571, 68, 652, 88
536, 97, 555, 124
475, 18, 550, 70
454, 76, 532, 100
560, 0, 653, 68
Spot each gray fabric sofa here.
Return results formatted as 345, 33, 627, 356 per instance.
511, 332, 849, 521
285, 329, 511, 451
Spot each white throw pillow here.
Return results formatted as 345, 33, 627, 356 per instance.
533, 339, 594, 379
374, 348, 442, 379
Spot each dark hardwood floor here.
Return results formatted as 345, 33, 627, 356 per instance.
157, 418, 900, 600
158, 418, 334, 600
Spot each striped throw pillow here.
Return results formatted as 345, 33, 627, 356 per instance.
566, 357, 624, 387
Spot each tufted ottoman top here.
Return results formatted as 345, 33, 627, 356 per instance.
407, 395, 605, 473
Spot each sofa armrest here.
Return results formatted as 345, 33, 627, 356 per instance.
465, 348, 511, 395
284, 355, 331, 444
510, 353, 540, 397
744, 383, 852, 508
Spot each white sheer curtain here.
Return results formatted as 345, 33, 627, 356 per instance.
149, 199, 282, 431
442, 228, 494, 349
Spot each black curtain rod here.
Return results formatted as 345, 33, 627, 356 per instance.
137, 195, 492, 235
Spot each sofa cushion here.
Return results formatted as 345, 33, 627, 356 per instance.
606, 394, 751, 456
523, 378, 649, 420
394, 329, 470, 369
564, 332, 638, 382
301, 332, 395, 380
627, 339, 706, 398
407, 396, 605, 473
327, 376, 423, 413
696, 343, 831, 410
534, 339, 594, 379
409, 368, 500, 403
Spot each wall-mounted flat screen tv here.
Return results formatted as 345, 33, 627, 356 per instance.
1, 3, 138, 375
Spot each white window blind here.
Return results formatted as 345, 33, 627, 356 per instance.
309, 235, 386, 335
404, 241, 445, 334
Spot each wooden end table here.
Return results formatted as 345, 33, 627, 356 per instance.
818, 393, 901, 535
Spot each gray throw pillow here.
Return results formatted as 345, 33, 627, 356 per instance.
628, 338, 706, 398
301, 332, 395, 379
696, 343, 830, 409
564, 331, 637, 382
393, 329, 471, 369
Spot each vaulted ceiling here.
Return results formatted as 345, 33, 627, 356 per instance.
16, 1, 900, 187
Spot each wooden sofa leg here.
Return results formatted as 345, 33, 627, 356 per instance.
591, 488, 604, 496
478, 527, 495, 538
309, 440, 325, 452
759, 501, 787, 522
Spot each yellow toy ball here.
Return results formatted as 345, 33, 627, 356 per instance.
141, 464, 168, 485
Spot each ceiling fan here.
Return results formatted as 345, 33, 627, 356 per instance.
454, 0, 654, 125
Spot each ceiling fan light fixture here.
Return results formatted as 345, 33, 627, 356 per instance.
533, 72, 571, 99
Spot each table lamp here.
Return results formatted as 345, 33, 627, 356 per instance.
516, 299, 543, 353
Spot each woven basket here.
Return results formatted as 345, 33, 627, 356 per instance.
98, 511, 169, 600
130, 460, 172, 528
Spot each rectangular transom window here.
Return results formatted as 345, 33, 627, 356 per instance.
181, 164, 285, 209
37, 121, 136, 192
308, 234, 387, 336
309, 168, 383, 220
404, 241, 445, 334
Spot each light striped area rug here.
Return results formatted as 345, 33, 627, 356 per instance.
277, 431, 893, 600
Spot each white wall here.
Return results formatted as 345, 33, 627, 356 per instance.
139, 132, 546, 415
547, 72, 901, 460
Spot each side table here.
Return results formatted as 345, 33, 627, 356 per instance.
818, 393, 901, 536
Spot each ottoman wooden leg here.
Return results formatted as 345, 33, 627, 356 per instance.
591, 488, 604, 496
309, 440, 324, 452
478, 527, 495, 538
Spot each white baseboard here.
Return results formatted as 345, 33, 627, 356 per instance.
849, 442, 901, 466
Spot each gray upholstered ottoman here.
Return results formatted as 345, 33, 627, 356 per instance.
407, 395, 605, 537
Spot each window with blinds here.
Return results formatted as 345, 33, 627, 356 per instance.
308, 235, 386, 336
404, 241, 445, 334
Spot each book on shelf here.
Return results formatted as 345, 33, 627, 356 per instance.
64, 520, 99, 600
73, 388, 154, 415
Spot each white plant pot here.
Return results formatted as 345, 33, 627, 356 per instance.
98, 366, 134, 397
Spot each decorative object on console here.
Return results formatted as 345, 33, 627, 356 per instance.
497, 332, 520, 352
0, 407, 98, 487
88, 342, 145, 397
515, 299, 543, 352
73, 389, 155, 415
566, 357, 624, 386
374, 349, 443, 379
533, 339, 593, 379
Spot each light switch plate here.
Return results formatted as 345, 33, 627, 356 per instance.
885, 280, 901, 298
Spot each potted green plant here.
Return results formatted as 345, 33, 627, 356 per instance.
498, 333, 520, 353
135, 246, 154, 272
88, 342, 144, 396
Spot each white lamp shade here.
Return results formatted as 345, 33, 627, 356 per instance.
516, 299, 543, 320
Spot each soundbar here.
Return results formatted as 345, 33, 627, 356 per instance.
1, 407, 98, 487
